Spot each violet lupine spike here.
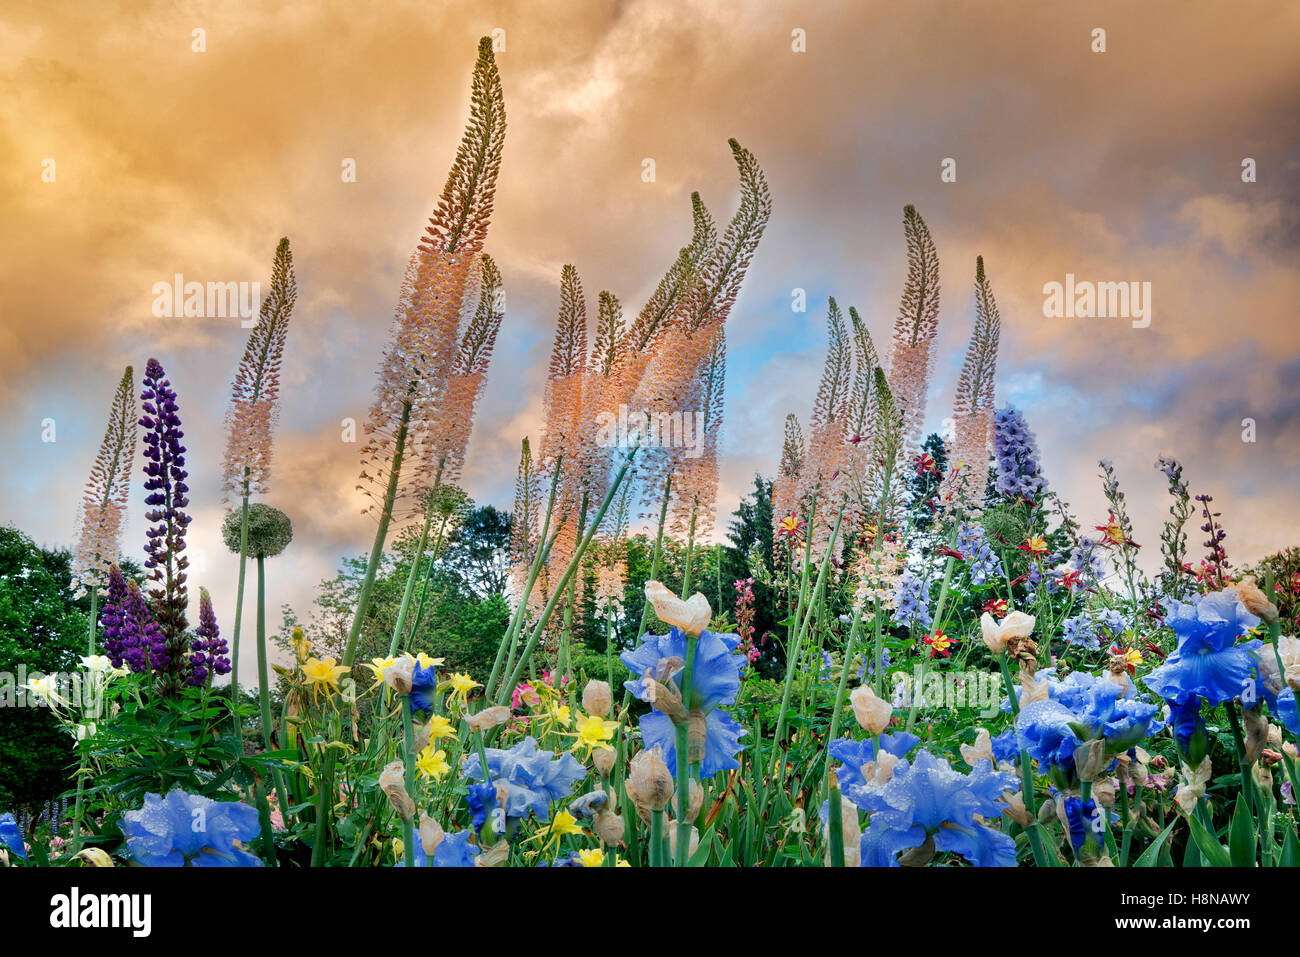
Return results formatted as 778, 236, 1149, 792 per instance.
140, 358, 192, 687
99, 565, 167, 674
188, 587, 231, 686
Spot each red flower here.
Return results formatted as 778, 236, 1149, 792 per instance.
982, 597, 1009, 617
1056, 570, 1083, 590
923, 629, 956, 659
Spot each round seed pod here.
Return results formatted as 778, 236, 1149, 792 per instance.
222, 503, 293, 559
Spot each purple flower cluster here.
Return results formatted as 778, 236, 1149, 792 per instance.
891, 569, 933, 631
956, 524, 1001, 585
100, 564, 167, 673
188, 588, 231, 686
992, 405, 1047, 501
141, 358, 192, 685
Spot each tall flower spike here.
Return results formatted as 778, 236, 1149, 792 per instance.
940, 255, 1001, 509
140, 358, 191, 670
635, 140, 771, 535
346, 37, 506, 667
426, 253, 505, 484
856, 367, 908, 535
800, 299, 852, 561
222, 238, 296, 502
538, 263, 590, 586
72, 366, 137, 597
772, 413, 805, 544
507, 437, 539, 608
887, 205, 940, 461
189, 587, 231, 686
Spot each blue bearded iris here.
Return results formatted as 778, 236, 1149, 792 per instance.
830, 732, 920, 797
462, 737, 585, 821
395, 829, 478, 867
850, 750, 1018, 867
1142, 589, 1261, 705
622, 625, 747, 776
409, 659, 439, 716
0, 812, 25, 860
120, 790, 262, 867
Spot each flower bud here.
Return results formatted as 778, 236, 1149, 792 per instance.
593, 807, 624, 846
626, 746, 674, 813
687, 710, 707, 763
384, 655, 415, 695
1244, 707, 1268, 765
379, 760, 414, 822
583, 679, 613, 717
1231, 576, 1279, 624
74, 847, 115, 867
418, 812, 445, 856
644, 580, 712, 636
592, 747, 616, 778
849, 684, 892, 734
645, 678, 687, 722
666, 821, 699, 859
465, 705, 511, 734
477, 839, 509, 867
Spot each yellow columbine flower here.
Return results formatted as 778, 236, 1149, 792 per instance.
440, 672, 481, 707
577, 848, 604, 867
301, 656, 349, 700
415, 747, 451, 782
365, 656, 396, 690
570, 712, 619, 760
426, 714, 457, 743
530, 809, 584, 856
549, 704, 572, 729
414, 652, 445, 669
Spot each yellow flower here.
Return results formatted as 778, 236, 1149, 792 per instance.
291, 626, 312, 662
548, 703, 572, 729
414, 652, 446, 669
365, 656, 396, 690
301, 656, 348, 699
440, 672, 481, 707
577, 848, 604, 867
415, 747, 451, 782
426, 714, 457, 743
530, 809, 584, 856
570, 712, 619, 760
615, 857, 630, 868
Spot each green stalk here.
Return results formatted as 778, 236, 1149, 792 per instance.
999, 652, 1049, 867
404, 509, 453, 652
388, 492, 436, 658
343, 395, 414, 669
486, 457, 562, 702
231, 489, 251, 741
772, 506, 845, 756
650, 808, 663, 867
1224, 700, 1261, 863
634, 474, 673, 641
499, 444, 639, 699
255, 556, 293, 826
827, 771, 845, 867
674, 633, 699, 866
401, 701, 416, 868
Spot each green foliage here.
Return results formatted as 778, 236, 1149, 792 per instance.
0, 526, 90, 810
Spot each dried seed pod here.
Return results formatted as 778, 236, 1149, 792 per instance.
583, 679, 613, 717
379, 760, 414, 822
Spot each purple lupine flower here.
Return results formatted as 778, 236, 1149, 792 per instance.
992, 405, 1047, 501
140, 358, 192, 688
99, 564, 167, 673
188, 587, 231, 686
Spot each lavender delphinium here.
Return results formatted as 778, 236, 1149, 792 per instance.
955, 523, 1000, 585
140, 358, 192, 690
992, 405, 1047, 502
891, 570, 933, 632
188, 587, 231, 686
99, 564, 167, 673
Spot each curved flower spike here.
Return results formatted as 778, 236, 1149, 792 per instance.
644, 580, 712, 636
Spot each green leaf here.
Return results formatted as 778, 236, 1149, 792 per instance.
687, 826, 715, 866
1188, 812, 1231, 867
1227, 794, 1256, 867
1132, 818, 1179, 867
1282, 827, 1300, 867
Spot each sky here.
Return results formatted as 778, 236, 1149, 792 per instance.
3, 0, 1298, 679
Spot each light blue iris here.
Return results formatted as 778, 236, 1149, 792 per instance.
395, 829, 478, 867
120, 790, 262, 867
462, 736, 585, 821
1142, 589, 1261, 705
0, 812, 25, 860
850, 750, 1018, 867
